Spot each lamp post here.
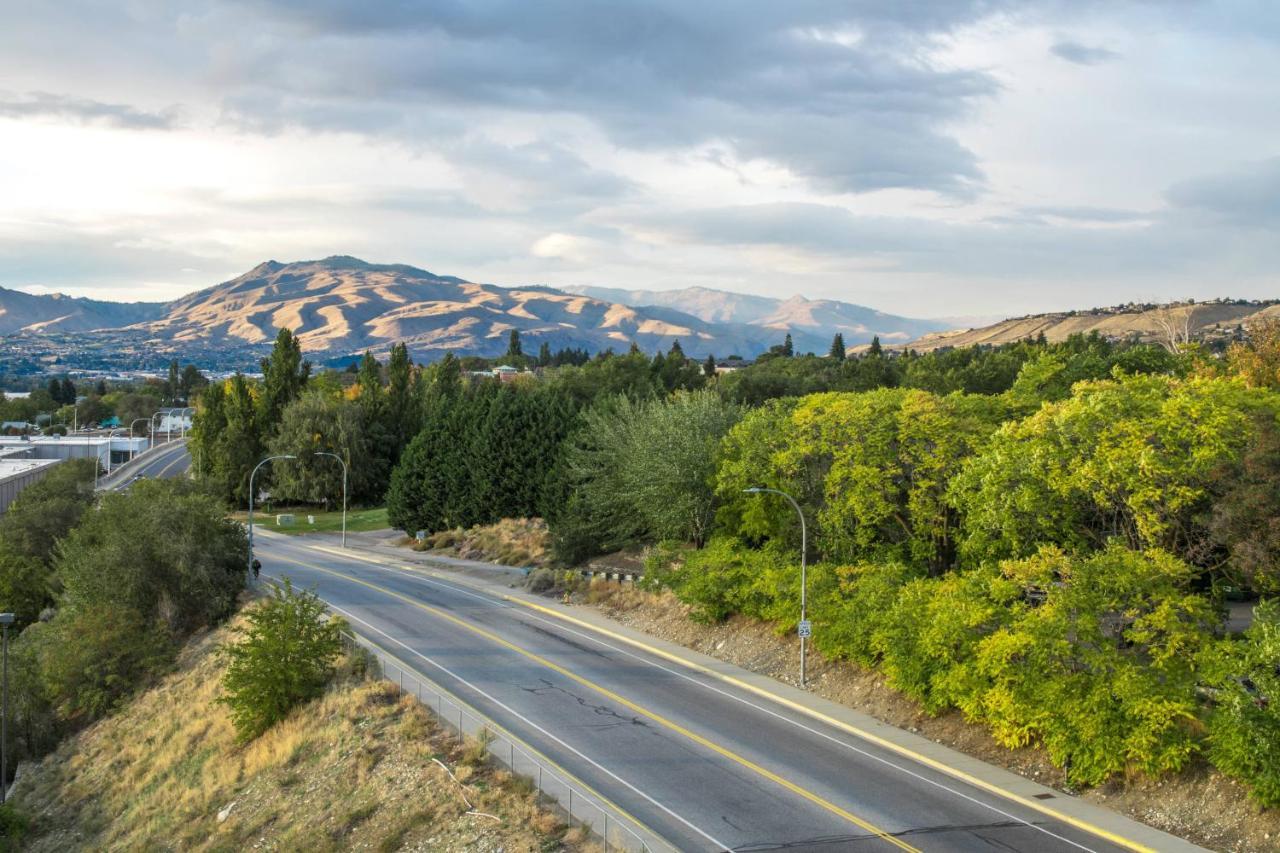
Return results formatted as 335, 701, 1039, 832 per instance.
179, 407, 196, 438
103, 428, 127, 474
248, 455, 296, 581
314, 451, 348, 548
744, 487, 809, 688
150, 411, 164, 450
129, 418, 150, 461
0, 611, 12, 804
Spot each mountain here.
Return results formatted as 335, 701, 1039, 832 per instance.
905, 300, 1280, 351
135, 256, 802, 361
560, 284, 948, 349
0, 286, 166, 334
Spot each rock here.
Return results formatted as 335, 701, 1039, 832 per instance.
217, 801, 237, 823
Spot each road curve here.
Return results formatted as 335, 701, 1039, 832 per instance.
255, 534, 1197, 853
103, 440, 191, 490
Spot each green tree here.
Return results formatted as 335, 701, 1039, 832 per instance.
0, 458, 97, 565
505, 328, 524, 360
703, 354, 717, 378
56, 479, 248, 634
1204, 600, 1280, 806
385, 342, 418, 462
868, 335, 883, 357
259, 328, 310, 429
220, 579, 347, 742
268, 392, 377, 505
829, 333, 846, 361
782, 333, 794, 357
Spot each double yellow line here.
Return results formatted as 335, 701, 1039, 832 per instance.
271, 549, 919, 852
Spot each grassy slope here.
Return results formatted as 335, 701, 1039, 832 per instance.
9, 609, 577, 852
231, 506, 390, 536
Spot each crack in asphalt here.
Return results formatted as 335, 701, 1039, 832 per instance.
521, 678, 650, 728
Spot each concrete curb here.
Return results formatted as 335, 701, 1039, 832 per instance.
273, 532, 1208, 853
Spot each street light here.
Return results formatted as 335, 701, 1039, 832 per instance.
129, 418, 150, 461
314, 451, 348, 548
0, 611, 13, 805
150, 411, 165, 450
103, 428, 127, 474
744, 487, 809, 688
247, 455, 296, 581
181, 407, 196, 438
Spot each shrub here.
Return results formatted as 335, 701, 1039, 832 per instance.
220, 580, 347, 741
34, 606, 174, 721
1205, 600, 1280, 806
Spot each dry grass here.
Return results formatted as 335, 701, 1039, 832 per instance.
10, 608, 580, 852
418, 518, 550, 568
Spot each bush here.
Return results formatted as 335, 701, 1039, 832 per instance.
1205, 600, 1280, 806
220, 580, 347, 742
34, 606, 174, 721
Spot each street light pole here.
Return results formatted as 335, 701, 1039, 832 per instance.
0, 612, 12, 805
129, 418, 150, 461
314, 451, 348, 548
745, 487, 809, 688
181, 407, 196, 438
150, 411, 164, 450
247, 455, 296, 580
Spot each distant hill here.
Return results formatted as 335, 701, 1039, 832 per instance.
561, 284, 947, 350
136, 256, 802, 360
906, 300, 1280, 351
0, 286, 165, 334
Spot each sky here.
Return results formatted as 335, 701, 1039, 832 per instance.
0, 1, 1277, 319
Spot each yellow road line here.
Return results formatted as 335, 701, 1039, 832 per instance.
272, 550, 918, 852
298, 541, 1159, 853
266, 587, 670, 852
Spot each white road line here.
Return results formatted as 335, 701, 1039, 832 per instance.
281, 539, 1098, 853
264, 571, 732, 853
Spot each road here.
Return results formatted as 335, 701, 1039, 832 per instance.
102, 439, 191, 489
255, 533, 1186, 853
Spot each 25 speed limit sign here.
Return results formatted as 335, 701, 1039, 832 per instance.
798, 619, 812, 638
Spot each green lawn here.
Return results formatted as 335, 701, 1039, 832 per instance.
231, 506, 390, 535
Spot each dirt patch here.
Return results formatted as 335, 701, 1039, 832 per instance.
581, 580, 1280, 853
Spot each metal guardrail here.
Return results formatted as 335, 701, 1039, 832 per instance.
353, 634, 672, 853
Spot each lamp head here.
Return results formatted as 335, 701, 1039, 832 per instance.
0, 613, 14, 625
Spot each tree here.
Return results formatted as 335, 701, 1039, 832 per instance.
179, 364, 207, 399
259, 328, 310, 429
385, 342, 418, 463
268, 392, 378, 505
538, 341, 553, 367
1227, 316, 1280, 389
550, 390, 740, 563
868, 335, 883, 357
57, 478, 248, 634
219, 579, 347, 742
0, 458, 97, 565
782, 333, 794, 357
506, 328, 524, 360
704, 354, 717, 378
166, 360, 180, 404
829, 333, 846, 361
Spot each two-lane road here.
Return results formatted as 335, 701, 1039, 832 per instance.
256, 534, 1196, 853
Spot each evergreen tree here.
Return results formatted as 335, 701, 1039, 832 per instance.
829, 333, 846, 361
95, 379, 108, 396
47, 379, 62, 406
385, 342, 417, 463
783, 333, 794, 357
166, 360, 180, 404
869, 335, 883, 357
668, 339, 685, 360
259, 328, 310, 430
704, 354, 717, 378
506, 328, 523, 360
538, 341, 552, 367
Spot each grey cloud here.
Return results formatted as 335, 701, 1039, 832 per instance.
1020, 205, 1152, 223
0, 91, 178, 129
203, 1, 1007, 197
1050, 40, 1121, 65
1165, 157, 1280, 225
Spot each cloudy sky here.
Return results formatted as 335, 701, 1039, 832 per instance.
1, 1, 1277, 318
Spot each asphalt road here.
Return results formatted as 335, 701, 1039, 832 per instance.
104, 439, 190, 488
256, 533, 1155, 853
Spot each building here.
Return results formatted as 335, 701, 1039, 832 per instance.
154, 408, 193, 435
0, 457, 60, 513
0, 433, 148, 472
